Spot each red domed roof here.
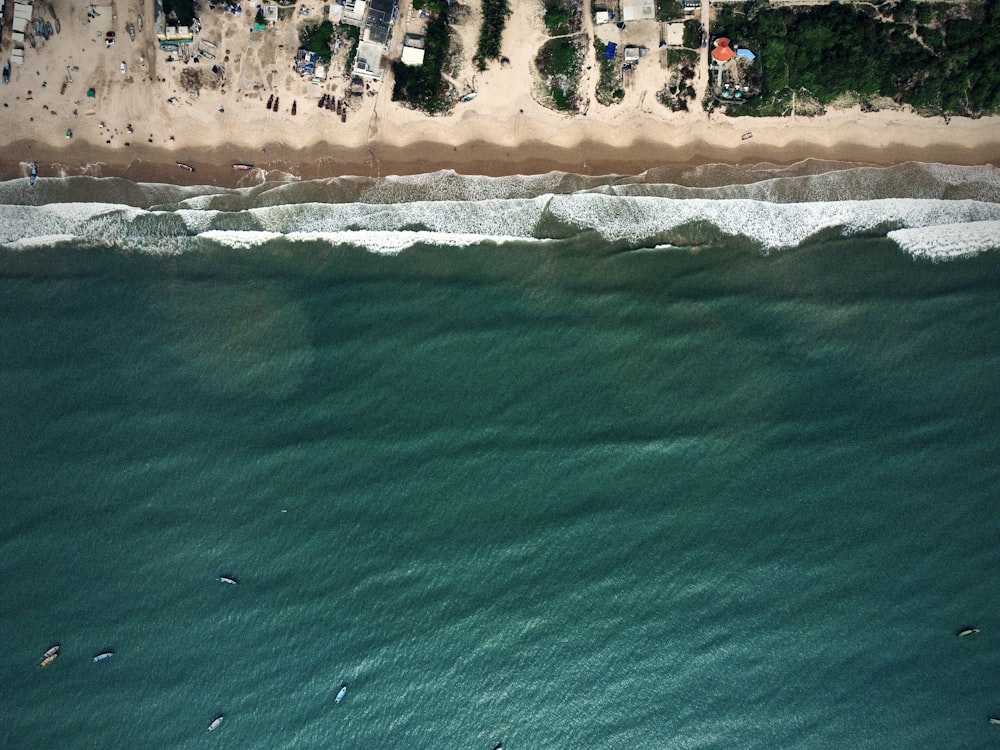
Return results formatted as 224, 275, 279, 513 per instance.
711, 37, 734, 62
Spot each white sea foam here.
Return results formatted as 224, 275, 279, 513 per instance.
2, 186, 1000, 258
176, 208, 222, 232
0, 203, 138, 244
200, 229, 539, 254
246, 197, 548, 238
286, 231, 540, 254
198, 230, 283, 248
545, 195, 1000, 249
887, 220, 1000, 259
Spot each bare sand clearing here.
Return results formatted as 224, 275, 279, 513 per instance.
2, 0, 999, 184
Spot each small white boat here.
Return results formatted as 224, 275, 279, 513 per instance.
42, 645, 60, 659
956, 626, 980, 637
990, 717, 1000, 725
94, 651, 114, 662
207, 715, 224, 732
335, 684, 347, 703
218, 575, 238, 585
29, 162, 38, 185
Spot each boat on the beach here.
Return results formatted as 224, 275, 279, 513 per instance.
957, 626, 980, 637
176, 162, 194, 173
29, 162, 38, 185
207, 714, 225, 732
137, 13, 143, 31
127, 22, 135, 42
335, 684, 347, 703
232, 164, 254, 171
93, 651, 114, 662
218, 575, 239, 584
3, 60, 10, 84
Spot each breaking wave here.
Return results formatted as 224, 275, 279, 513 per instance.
1, 162, 999, 259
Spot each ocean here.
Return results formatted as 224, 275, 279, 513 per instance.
1, 161, 999, 750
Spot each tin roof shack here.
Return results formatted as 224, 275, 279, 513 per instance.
401, 34, 425, 66
296, 48, 318, 77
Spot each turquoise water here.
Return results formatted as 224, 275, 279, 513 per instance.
2, 164, 1000, 749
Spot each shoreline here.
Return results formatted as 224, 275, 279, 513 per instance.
2, 0, 999, 188
6, 117, 1000, 187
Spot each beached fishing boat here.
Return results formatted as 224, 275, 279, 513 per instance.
231, 164, 254, 171
93, 651, 114, 662
207, 715, 225, 732
127, 22, 135, 42
3, 61, 10, 85
176, 162, 194, 173
137, 13, 144, 31
29, 162, 38, 185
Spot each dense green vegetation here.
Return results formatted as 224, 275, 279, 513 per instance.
163, 0, 195, 26
392, 7, 453, 113
594, 37, 624, 105
476, 0, 511, 70
545, 0, 573, 35
536, 37, 581, 110
299, 20, 335, 64
667, 49, 697, 67
682, 19, 702, 49
716, 0, 1000, 115
339, 23, 360, 76
657, 0, 682, 22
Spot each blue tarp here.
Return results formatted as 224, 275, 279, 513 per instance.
604, 42, 617, 60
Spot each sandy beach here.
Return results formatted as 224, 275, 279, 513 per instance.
2, 0, 999, 185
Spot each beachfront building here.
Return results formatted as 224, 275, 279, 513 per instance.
708, 36, 761, 105
10, 0, 34, 59
621, 0, 655, 22
341, 0, 397, 80
153, 0, 197, 44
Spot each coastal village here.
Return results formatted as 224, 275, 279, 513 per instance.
0, 0, 996, 178
0, 0, 767, 169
